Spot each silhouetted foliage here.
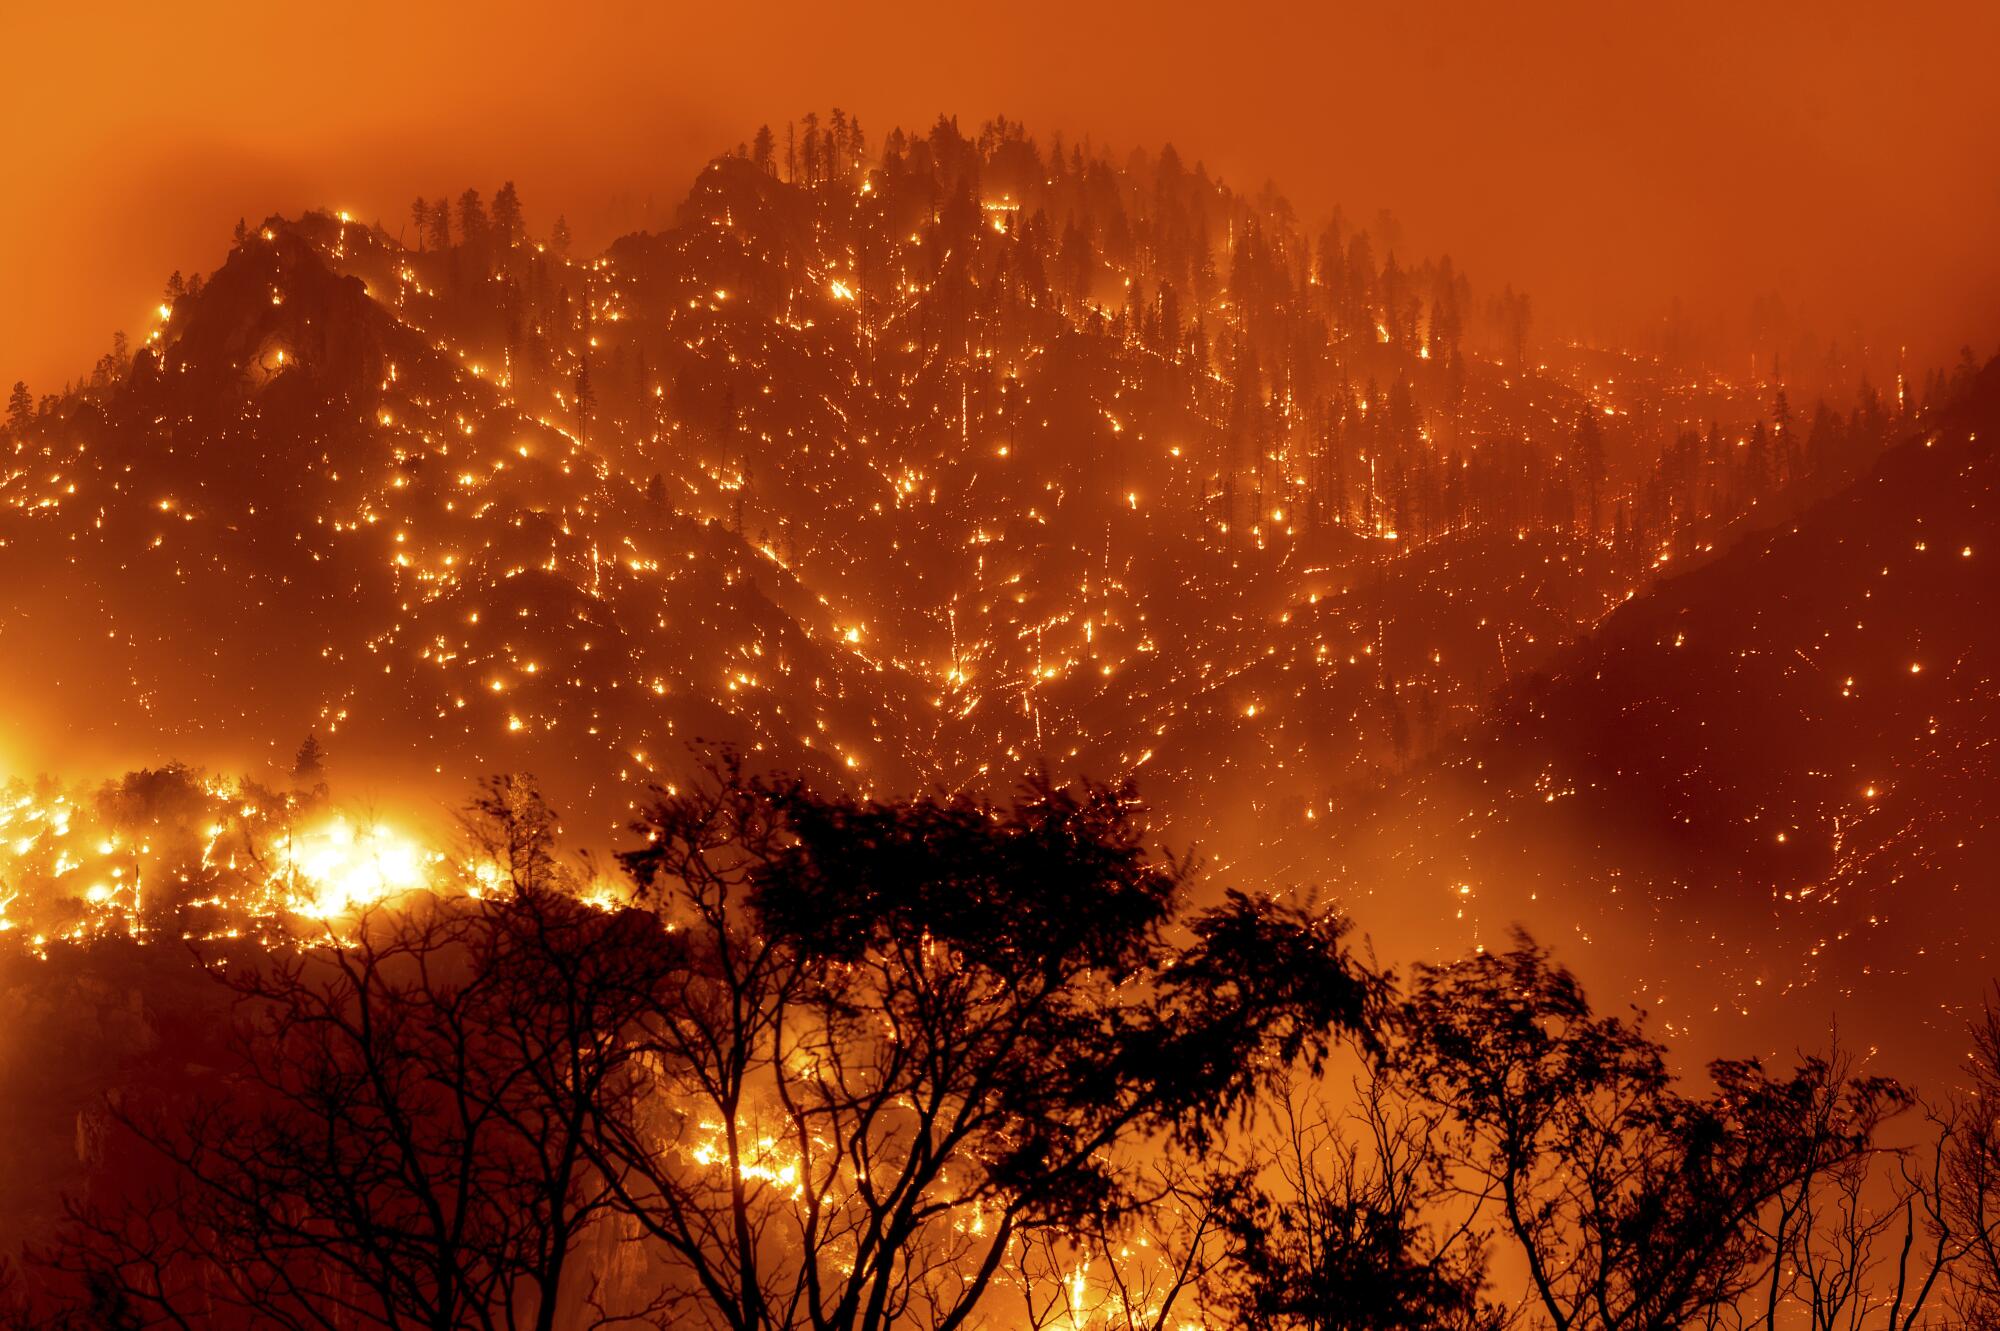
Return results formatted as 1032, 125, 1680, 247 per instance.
48, 884, 681, 1331
1210, 1069, 1500, 1331
25, 759, 1369, 1331
4, 381, 30, 434
1395, 933, 1910, 1331
290, 731, 326, 788
597, 756, 1373, 1331
492, 182, 525, 250
1945, 992, 2000, 1329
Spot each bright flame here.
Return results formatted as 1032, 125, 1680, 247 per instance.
280, 816, 434, 918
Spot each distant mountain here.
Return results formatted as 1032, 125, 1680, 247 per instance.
1334, 358, 2000, 1073
0, 116, 1890, 918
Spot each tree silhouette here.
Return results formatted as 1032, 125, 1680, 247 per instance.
290, 731, 326, 789
1764, 1090, 1955, 1331
424, 197, 451, 251
458, 188, 489, 249
492, 182, 524, 250
51, 886, 681, 1331
26, 761, 1370, 1331
593, 756, 1374, 1331
1210, 1065, 1500, 1331
1395, 934, 1907, 1331
1945, 991, 2000, 1328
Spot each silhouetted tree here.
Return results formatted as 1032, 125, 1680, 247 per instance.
492, 181, 524, 249
595, 757, 1374, 1331
1760, 1087, 1955, 1331
1211, 1067, 1500, 1331
1772, 389, 1797, 487
52, 887, 682, 1331
1945, 991, 2000, 1328
425, 197, 452, 250
458, 188, 489, 248
1396, 934, 1907, 1331
289, 731, 325, 790
1747, 421, 1774, 502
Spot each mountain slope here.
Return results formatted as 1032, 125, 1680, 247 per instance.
0, 118, 1886, 916
0, 219, 967, 827
1337, 359, 2000, 1068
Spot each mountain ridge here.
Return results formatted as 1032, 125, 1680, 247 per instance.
0, 118, 1924, 982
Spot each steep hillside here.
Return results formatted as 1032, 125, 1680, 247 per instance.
0, 116, 1890, 913
1337, 360, 2000, 1069
0, 222, 955, 831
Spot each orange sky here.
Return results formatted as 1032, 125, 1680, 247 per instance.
5, 0, 1997, 393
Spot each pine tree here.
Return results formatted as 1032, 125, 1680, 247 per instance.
491, 181, 523, 249
410, 196, 428, 250
292, 732, 327, 787
458, 188, 489, 246
426, 198, 452, 250
829, 108, 848, 176
801, 111, 821, 185
5, 381, 31, 433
